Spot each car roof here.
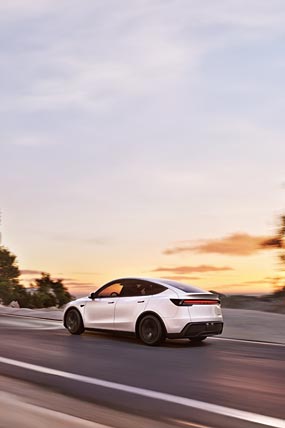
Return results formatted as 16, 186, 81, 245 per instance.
106, 277, 207, 294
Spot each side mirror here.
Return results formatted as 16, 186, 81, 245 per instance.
89, 292, 96, 300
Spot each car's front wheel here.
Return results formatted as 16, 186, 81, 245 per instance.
65, 309, 85, 335
138, 314, 165, 346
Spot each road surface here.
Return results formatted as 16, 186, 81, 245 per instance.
0, 315, 284, 428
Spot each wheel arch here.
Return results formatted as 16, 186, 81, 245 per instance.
63, 306, 84, 328
135, 311, 167, 337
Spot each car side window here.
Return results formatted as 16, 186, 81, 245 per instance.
120, 281, 166, 297
96, 282, 123, 298
120, 281, 145, 297
143, 282, 166, 296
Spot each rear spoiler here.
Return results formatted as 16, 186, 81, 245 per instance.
184, 293, 219, 300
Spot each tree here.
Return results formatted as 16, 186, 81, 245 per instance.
0, 246, 25, 305
262, 215, 285, 296
31, 273, 73, 308
0, 246, 20, 282
0, 247, 73, 308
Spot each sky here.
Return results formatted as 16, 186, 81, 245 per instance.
1, 0, 285, 295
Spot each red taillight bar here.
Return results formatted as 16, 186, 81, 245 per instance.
183, 299, 219, 305
170, 298, 220, 306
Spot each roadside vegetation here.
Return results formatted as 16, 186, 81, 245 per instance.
0, 246, 73, 308
212, 292, 285, 314
211, 216, 285, 313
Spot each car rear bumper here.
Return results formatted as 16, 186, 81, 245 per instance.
167, 321, 223, 339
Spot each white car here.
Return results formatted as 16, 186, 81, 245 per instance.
63, 277, 223, 345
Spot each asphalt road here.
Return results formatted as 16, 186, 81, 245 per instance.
0, 315, 284, 428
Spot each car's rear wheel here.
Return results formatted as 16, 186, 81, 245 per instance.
138, 314, 165, 346
65, 309, 84, 335
189, 336, 207, 342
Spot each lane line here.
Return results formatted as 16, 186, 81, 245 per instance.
0, 391, 110, 428
0, 356, 284, 428
170, 419, 211, 428
210, 337, 285, 348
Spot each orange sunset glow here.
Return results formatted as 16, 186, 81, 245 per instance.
8, 228, 283, 296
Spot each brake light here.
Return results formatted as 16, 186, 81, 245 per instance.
170, 299, 220, 306
184, 299, 218, 305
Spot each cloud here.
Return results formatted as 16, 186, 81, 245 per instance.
0, 1, 195, 114
152, 265, 233, 274
164, 233, 276, 256
5, 0, 283, 115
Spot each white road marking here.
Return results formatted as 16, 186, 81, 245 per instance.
210, 337, 285, 348
0, 390, 110, 427
170, 419, 211, 428
0, 356, 284, 428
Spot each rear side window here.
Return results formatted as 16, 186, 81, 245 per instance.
142, 281, 166, 296
120, 281, 144, 297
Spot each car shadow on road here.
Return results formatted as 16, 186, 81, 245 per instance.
80, 330, 211, 349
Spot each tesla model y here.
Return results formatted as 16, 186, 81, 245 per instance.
63, 278, 223, 345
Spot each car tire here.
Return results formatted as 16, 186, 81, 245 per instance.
65, 309, 85, 335
138, 314, 165, 346
189, 336, 207, 342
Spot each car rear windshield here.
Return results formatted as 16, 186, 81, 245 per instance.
160, 279, 205, 293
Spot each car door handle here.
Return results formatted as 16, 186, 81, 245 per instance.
137, 300, 145, 303
108, 301, 115, 304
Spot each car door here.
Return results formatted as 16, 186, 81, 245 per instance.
114, 280, 150, 332
84, 282, 123, 330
